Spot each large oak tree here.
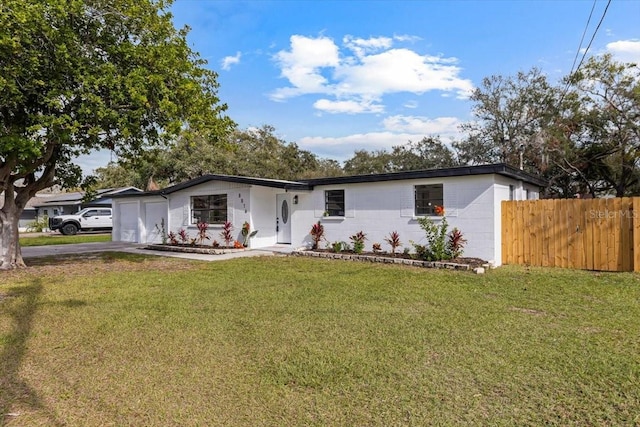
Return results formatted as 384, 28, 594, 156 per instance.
0, 0, 234, 268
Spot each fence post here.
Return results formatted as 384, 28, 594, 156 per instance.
635, 198, 640, 273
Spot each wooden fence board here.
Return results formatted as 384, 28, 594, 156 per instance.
502, 198, 638, 272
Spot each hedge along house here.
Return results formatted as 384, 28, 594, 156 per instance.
111, 163, 546, 265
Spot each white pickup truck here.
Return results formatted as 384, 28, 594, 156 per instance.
48, 207, 113, 235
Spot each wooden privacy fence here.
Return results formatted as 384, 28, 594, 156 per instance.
502, 198, 640, 272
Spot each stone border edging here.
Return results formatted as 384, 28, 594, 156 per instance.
144, 244, 245, 255
292, 250, 471, 271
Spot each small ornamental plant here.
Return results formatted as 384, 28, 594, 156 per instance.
220, 221, 234, 247
168, 231, 178, 245
384, 231, 402, 255
212, 240, 220, 248
331, 241, 343, 253
196, 221, 210, 245
241, 221, 258, 247
233, 240, 244, 249
310, 221, 325, 249
372, 242, 382, 253
434, 205, 445, 216
349, 231, 367, 254
412, 216, 467, 261
447, 228, 467, 258
177, 228, 189, 244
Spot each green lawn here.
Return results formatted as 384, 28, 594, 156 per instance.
19, 233, 111, 247
1, 254, 639, 426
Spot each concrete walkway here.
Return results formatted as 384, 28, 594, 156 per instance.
21, 241, 297, 261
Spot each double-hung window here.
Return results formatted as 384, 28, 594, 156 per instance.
414, 184, 443, 216
191, 194, 227, 224
325, 190, 345, 217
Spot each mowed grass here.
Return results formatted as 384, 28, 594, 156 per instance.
1, 254, 639, 426
19, 233, 111, 247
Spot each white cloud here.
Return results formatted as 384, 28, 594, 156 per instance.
382, 115, 461, 134
221, 52, 242, 70
313, 98, 384, 114
271, 35, 340, 99
270, 34, 473, 111
298, 115, 463, 161
606, 39, 640, 64
343, 35, 393, 58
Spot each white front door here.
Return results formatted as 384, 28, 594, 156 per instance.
276, 194, 291, 244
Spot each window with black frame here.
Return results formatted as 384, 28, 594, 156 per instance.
191, 194, 227, 224
324, 190, 345, 216
414, 184, 443, 216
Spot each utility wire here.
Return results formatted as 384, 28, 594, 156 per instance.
558, 0, 612, 105
567, 0, 597, 79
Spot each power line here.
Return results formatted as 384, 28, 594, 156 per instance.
567, 0, 597, 79
558, 0, 612, 104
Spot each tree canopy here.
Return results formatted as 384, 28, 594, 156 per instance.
0, 0, 234, 268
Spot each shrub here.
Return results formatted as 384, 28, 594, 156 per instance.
212, 240, 220, 248
448, 228, 467, 258
233, 240, 244, 249
384, 231, 402, 255
350, 231, 367, 254
412, 216, 467, 261
26, 215, 49, 232
241, 221, 258, 247
177, 228, 189, 244
331, 241, 344, 253
168, 231, 178, 245
196, 221, 210, 245
220, 221, 234, 247
372, 242, 382, 253
310, 221, 325, 249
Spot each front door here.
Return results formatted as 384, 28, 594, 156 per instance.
276, 194, 291, 244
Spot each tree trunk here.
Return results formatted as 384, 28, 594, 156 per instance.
0, 202, 26, 269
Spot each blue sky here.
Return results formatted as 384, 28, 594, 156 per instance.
78, 0, 640, 174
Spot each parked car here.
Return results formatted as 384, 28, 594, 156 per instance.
48, 207, 113, 235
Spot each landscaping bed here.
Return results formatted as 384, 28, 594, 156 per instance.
145, 243, 245, 255
294, 249, 488, 270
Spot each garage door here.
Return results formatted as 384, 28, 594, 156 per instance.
144, 202, 167, 244
118, 203, 138, 242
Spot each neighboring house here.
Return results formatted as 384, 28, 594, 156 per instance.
32, 187, 142, 219
1, 187, 142, 231
111, 164, 546, 265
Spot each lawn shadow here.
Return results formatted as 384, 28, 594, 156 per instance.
0, 279, 63, 426
25, 251, 151, 267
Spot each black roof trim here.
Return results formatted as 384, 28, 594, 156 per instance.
111, 164, 547, 199
111, 174, 312, 198
301, 163, 547, 187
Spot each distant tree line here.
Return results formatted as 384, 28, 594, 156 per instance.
94, 54, 639, 198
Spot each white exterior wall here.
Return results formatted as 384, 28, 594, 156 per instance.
165, 181, 250, 244
112, 173, 542, 264
290, 174, 510, 265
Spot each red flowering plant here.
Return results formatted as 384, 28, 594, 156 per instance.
434, 205, 445, 216
233, 240, 244, 249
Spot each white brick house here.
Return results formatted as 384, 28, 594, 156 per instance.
111, 164, 545, 265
